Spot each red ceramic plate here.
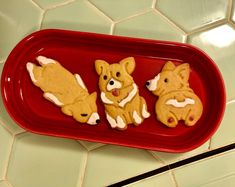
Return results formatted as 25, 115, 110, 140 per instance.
1, 29, 226, 152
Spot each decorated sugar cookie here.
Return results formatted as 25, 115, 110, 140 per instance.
95, 57, 150, 130
26, 56, 100, 125
146, 61, 203, 127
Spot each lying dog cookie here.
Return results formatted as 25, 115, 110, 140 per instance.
95, 57, 150, 130
146, 61, 203, 127
26, 56, 100, 125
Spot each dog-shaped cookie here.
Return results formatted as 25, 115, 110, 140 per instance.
95, 57, 150, 130
146, 61, 203, 127
26, 56, 100, 125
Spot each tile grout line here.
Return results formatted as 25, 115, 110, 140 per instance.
85, 0, 114, 23
226, 0, 234, 21
3, 135, 15, 180
187, 19, 227, 36
110, 23, 115, 35
152, 8, 187, 35
0, 120, 14, 136
45, 0, 76, 11
208, 138, 213, 150
169, 170, 179, 187
77, 150, 89, 187
151, 0, 157, 9
226, 99, 235, 105
114, 9, 152, 24
148, 151, 166, 165
110, 144, 235, 186
39, 10, 46, 30
30, 0, 44, 10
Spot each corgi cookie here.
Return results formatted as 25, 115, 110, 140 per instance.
146, 61, 203, 127
95, 57, 150, 130
26, 56, 100, 125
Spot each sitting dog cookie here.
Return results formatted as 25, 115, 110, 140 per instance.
146, 61, 203, 127
95, 57, 150, 130
26, 56, 100, 125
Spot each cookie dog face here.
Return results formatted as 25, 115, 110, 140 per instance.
95, 57, 135, 96
62, 92, 99, 125
146, 61, 190, 96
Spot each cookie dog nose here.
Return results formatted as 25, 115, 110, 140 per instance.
96, 119, 100, 124
146, 81, 150, 86
109, 80, 114, 85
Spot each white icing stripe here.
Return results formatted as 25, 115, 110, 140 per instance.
166, 98, 195, 108
87, 112, 99, 125
147, 74, 160, 91
106, 113, 117, 128
142, 104, 150, 118
37, 56, 56, 65
116, 116, 126, 128
44, 93, 63, 106
133, 111, 142, 124
107, 78, 122, 91
75, 74, 87, 90
101, 92, 113, 104
26, 63, 37, 83
119, 83, 138, 107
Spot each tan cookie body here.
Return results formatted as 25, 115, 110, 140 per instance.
95, 57, 150, 130
26, 56, 99, 125
146, 61, 203, 127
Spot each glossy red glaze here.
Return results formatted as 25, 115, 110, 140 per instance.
1, 29, 226, 152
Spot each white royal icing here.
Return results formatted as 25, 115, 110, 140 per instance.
75, 74, 87, 90
26, 62, 37, 83
107, 78, 122, 91
166, 98, 195, 108
44, 93, 63, 106
106, 114, 126, 129
106, 113, 117, 128
37, 56, 56, 65
101, 92, 113, 104
142, 104, 150, 118
133, 111, 142, 124
87, 112, 99, 125
116, 116, 126, 128
147, 74, 160, 91
119, 83, 138, 108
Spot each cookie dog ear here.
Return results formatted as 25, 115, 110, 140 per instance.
120, 57, 136, 74
95, 60, 109, 75
174, 63, 190, 83
162, 61, 176, 71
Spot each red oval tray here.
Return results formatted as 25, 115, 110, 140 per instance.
1, 29, 226, 152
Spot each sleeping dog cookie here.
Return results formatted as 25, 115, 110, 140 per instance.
26, 56, 100, 125
146, 61, 203, 127
95, 57, 150, 130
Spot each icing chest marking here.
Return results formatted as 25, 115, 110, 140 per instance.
166, 98, 195, 108
119, 83, 137, 107
101, 92, 113, 104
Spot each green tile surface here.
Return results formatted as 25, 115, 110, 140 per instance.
157, 0, 228, 32
42, 0, 111, 33
89, 0, 152, 21
0, 0, 42, 61
0, 1, 235, 186
114, 11, 185, 42
7, 133, 87, 187
188, 24, 235, 101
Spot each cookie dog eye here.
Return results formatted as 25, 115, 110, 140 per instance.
116, 72, 120, 77
103, 75, 107, 80
164, 78, 168, 83
81, 114, 88, 117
